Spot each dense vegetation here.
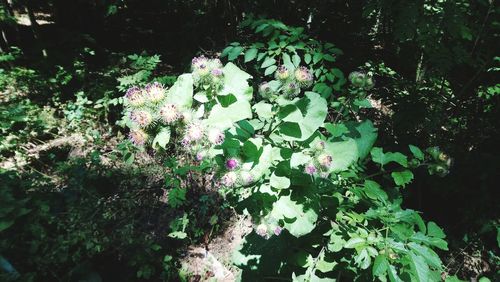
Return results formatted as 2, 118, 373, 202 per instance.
1, 0, 498, 281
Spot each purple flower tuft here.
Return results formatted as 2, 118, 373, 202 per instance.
225, 158, 239, 170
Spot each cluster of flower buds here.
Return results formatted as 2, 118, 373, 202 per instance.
259, 65, 313, 100
220, 157, 257, 188
191, 56, 224, 90
304, 140, 333, 178
348, 71, 375, 90
426, 147, 452, 177
179, 122, 227, 161
254, 218, 283, 239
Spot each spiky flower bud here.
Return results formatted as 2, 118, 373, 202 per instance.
129, 110, 153, 127
259, 82, 273, 99
294, 66, 313, 87
239, 171, 255, 186
145, 82, 166, 103
314, 140, 326, 151
211, 68, 223, 77
191, 56, 209, 71
283, 82, 300, 98
275, 65, 290, 81
125, 86, 146, 107
305, 163, 317, 175
129, 129, 148, 146
196, 150, 206, 161
186, 122, 204, 142
256, 224, 268, 238
221, 171, 238, 187
159, 103, 179, 124
317, 154, 333, 168
208, 128, 225, 145
225, 158, 239, 171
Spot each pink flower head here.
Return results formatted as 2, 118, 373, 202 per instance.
208, 128, 225, 145
274, 226, 283, 236
284, 81, 300, 98
314, 141, 325, 151
239, 171, 255, 186
256, 224, 268, 238
129, 129, 148, 146
294, 66, 313, 87
225, 158, 239, 170
186, 122, 204, 142
211, 68, 223, 77
125, 86, 146, 107
159, 103, 179, 124
191, 56, 209, 70
275, 65, 290, 80
221, 171, 238, 187
196, 151, 206, 161
305, 163, 317, 175
129, 110, 153, 127
145, 82, 166, 103
318, 154, 333, 168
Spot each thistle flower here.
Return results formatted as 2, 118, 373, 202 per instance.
283, 81, 300, 98
221, 171, 238, 187
125, 86, 146, 107
275, 65, 290, 81
239, 171, 255, 186
211, 68, 223, 77
259, 82, 273, 99
207, 128, 225, 145
159, 103, 179, 124
256, 224, 268, 238
317, 154, 333, 168
349, 71, 367, 88
196, 150, 207, 161
129, 110, 153, 127
294, 66, 313, 87
305, 163, 317, 175
274, 226, 283, 236
314, 141, 326, 151
129, 129, 148, 146
145, 82, 166, 103
186, 122, 204, 142
225, 158, 239, 171
181, 136, 191, 146
191, 56, 209, 71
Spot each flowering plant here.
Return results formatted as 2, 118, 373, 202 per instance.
121, 54, 450, 281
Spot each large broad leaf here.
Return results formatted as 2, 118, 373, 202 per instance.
219, 62, 253, 101
324, 138, 358, 172
408, 252, 430, 282
270, 196, 318, 237
166, 73, 193, 109
349, 120, 378, 159
152, 128, 171, 149
408, 242, 442, 269
206, 100, 252, 130
248, 142, 273, 179
253, 101, 274, 120
281, 92, 327, 141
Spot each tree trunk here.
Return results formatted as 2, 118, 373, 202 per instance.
24, 2, 47, 57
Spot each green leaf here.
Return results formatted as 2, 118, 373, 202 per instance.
166, 73, 193, 109
408, 251, 430, 282
228, 46, 244, 60
279, 121, 302, 138
349, 121, 377, 159
373, 254, 389, 276
427, 222, 446, 239
281, 92, 328, 141
168, 231, 187, 239
409, 145, 424, 160
261, 57, 276, 68
388, 265, 403, 282
324, 138, 358, 172
323, 54, 335, 62
270, 173, 290, 189
313, 52, 322, 64
264, 65, 278, 76
324, 123, 348, 138
364, 180, 388, 201
0, 220, 15, 232
292, 54, 301, 67
408, 242, 442, 269
304, 53, 312, 64
270, 195, 318, 237
344, 237, 365, 248
168, 187, 186, 208
391, 170, 414, 187
152, 128, 171, 149
220, 62, 253, 101
411, 232, 448, 250
253, 101, 274, 120
244, 48, 258, 62
207, 101, 252, 130
371, 147, 408, 167
217, 93, 237, 107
